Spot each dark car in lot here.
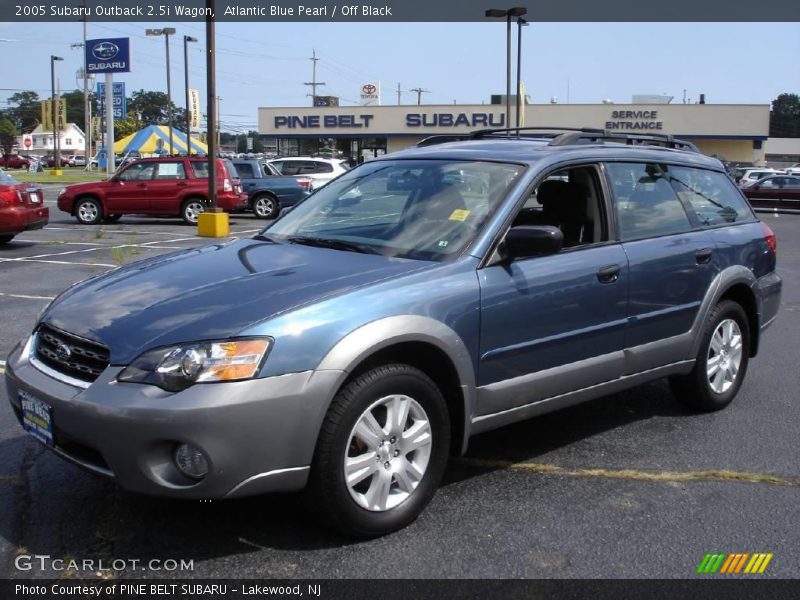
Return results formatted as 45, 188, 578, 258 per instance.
5, 128, 781, 537
231, 159, 310, 219
743, 175, 800, 211
0, 171, 48, 243
57, 157, 248, 224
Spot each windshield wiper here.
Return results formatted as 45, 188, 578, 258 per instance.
287, 236, 380, 254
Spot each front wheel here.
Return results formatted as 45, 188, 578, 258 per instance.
307, 364, 450, 537
181, 198, 205, 225
74, 198, 103, 225
670, 300, 750, 412
252, 194, 279, 219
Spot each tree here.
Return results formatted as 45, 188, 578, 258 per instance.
235, 131, 265, 153
127, 90, 187, 131
7, 91, 41, 132
769, 93, 800, 138
0, 117, 18, 155
62, 89, 88, 134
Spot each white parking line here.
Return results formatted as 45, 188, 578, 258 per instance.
0, 292, 55, 300
6, 259, 117, 268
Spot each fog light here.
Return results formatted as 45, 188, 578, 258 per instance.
174, 444, 209, 480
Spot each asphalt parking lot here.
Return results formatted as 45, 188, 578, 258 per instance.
1, 185, 798, 580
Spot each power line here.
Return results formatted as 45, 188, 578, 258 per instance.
409, 88, 430, 105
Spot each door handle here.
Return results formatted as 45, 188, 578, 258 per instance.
597, 264, 621, 284
176, 182, 188, 187
135, 183, 147, 188
695, 248, 713, 265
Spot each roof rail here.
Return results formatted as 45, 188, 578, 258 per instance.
416, 135, 470, 147
469, 126, 604, 139
548, 130, 699, 152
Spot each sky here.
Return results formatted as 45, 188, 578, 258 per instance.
1, 21, 799, 135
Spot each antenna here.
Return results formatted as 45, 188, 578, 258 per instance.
304, 49, 326, 106
409, 87, 430, 105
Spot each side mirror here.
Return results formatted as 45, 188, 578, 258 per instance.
504, 225, 563, 260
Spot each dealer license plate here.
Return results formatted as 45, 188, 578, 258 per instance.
28, 192, 40, 203
20, 390, 54, 446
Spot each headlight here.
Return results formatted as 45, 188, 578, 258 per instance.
118, 338, 272, 392
58, 188, 66, 197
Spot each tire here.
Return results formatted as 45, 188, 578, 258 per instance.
104, 214, 122, 223
0, 234, 14, 244
181, 198, 205, 225
669, 300, 750, 412
74, 197, 103, 225
252, 194, 279, 219
307, 363, 450, 538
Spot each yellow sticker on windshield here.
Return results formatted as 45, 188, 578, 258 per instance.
449, 209, 470, 222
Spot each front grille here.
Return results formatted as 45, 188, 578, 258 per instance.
35, 324, 110, 383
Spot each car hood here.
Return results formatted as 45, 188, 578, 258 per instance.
42, 238, 434, 364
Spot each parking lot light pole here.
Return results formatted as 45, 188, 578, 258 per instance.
146, 28, 177, 155
50, 55, 64, 169
485, 7, 526, 132
184, 36, 198, 155
516, 17, 528, 131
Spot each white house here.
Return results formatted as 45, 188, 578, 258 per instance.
18, 123, 86, 157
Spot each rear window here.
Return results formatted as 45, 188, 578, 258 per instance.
667, 166, 754, 227
191, 161, 209, 178
235, 162, 255, 178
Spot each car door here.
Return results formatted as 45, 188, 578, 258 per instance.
104, 162, 157, 213
779, 177, 800, 210
745, 176, 782, 209
477, 164, 630, 416
147, 160, 189, 214
233, 161, 257, 198
607, 162, 719, 374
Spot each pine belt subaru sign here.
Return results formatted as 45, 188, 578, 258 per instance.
85, 38, 130, 74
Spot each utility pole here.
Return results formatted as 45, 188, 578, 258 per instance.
396, 83, 401, 105
410, 88, 429, 105
303, 49, 325, 106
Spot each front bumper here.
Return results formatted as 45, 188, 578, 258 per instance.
5, 338, 343, 499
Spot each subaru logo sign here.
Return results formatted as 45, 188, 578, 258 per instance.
85, 37, 130, 74
55, 343, 72, 362
92, 41, 119, 60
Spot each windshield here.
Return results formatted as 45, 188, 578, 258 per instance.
264, 159, 523, 261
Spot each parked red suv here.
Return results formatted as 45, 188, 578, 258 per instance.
57, 157, 248, 225
0, 171, 48, 244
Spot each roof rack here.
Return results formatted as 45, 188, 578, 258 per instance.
548, 130, 699, 152
417, 126, 699, 153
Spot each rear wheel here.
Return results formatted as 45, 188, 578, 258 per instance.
0, 234, 14, 244
307, 363, 450, 537
181, 198, 205, 225
252, 194, 279, 219
670, 300, 750, 411
74, 197, 103, 225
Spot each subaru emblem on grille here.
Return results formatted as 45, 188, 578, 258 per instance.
55, 343, 72, 362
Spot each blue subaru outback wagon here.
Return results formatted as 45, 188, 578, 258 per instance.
5, 128, 782, 536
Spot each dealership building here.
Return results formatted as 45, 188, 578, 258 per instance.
258, 102, 770, 164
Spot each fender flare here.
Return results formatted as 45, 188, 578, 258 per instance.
315, 315, 477, 454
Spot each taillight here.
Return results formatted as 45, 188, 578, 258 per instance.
0, 188, 22, 206
223, 178, 232, 192
761, 222, 777, 256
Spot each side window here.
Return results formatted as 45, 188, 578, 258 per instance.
666, 166, 754, 226
606, 162, 692, 240
513, 165, 607, 248
312, 161, 334, 173
154, 161, 186, 180
785, 178, 800, 189
236, 163, 254, 178
759, 178, 779, 189
190, 162, 209, 178
280, 161, 303, 175
118, 162, 157, 181
270, 161, 284, 173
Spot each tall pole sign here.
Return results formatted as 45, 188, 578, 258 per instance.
85, 37, 130, 175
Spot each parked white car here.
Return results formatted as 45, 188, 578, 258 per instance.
267, 157, 350, 189
784, 164, 800, 176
